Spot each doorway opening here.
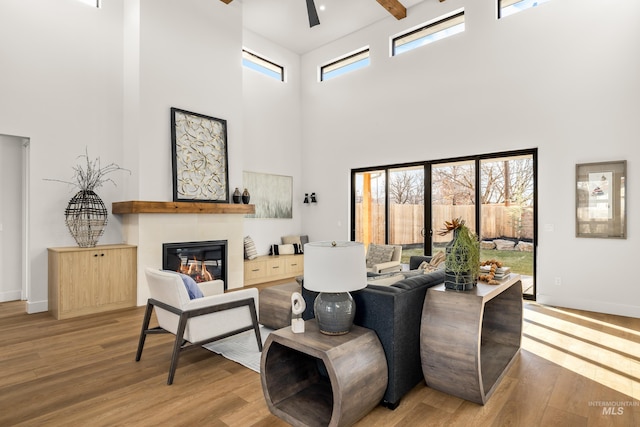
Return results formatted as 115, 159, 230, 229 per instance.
0, 134, 29, 304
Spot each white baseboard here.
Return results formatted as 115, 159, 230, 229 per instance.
26, 299, 48, 314
537, 294, 640, 318
0, 290, 22, 302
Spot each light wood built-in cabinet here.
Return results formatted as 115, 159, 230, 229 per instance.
48, 244, 137, 320
244, 254, 303, 286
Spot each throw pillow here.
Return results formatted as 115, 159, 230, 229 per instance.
162, 270, 204, 299
418, 252, 446, 271
281, 235, 307, 253
366, 244, 395, 268
244, 236, 258, 260
178, 273, 204, 299
278, 243, 295, 255
430, 251, 445, 267
281, 235, 302, 246
269, 243, 299, 256
419, 252, 447, 273
418, 261, 430, 270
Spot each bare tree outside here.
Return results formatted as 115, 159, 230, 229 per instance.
431, 158, 534, 206
389, 169, 424, 205
432, 163, 475, 206
355, 157, 534, 242
481, 158, 534, 206
481, 157, 535, 240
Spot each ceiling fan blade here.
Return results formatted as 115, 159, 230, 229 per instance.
306, 0, 320, 27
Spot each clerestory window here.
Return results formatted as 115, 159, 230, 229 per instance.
242, 49, 285, 82
320, 48, 370, 81
392, 10, 465, 56
499, 0, 551, 19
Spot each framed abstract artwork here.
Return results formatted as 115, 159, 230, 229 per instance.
170, 107, 229, 203
575, 160, 626, 238
243, 171, 293, 219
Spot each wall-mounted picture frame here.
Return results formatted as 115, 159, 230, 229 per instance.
170, 107, 229, 203
243, 171, 293, 219
576, 160, 626, 238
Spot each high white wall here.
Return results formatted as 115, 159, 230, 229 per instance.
121, 0, 246, 302
0, 0, 244, 313
299, 0, 640, 317
0, 0, 126, 312
241, 30, 304, 255
132, 0, 243, 202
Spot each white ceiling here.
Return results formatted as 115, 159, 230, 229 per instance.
240, 0, 427, 55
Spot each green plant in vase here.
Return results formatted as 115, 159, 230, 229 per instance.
438, 218, 480, 291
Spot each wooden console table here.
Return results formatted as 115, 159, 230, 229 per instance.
261, 321, 387, 427
420, 275, 523, 404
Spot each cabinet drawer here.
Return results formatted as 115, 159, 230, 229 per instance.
244, 260, 266, 281
285, 257, 303, 275
266, 258, 286, 277
243, 255, 304, 286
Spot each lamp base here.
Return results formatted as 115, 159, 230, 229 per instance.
313, 292, 355, 335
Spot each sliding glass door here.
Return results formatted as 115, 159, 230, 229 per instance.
431, 160, 476, 257
353, 170, 386, 246
352, 149, 537, 299
479, 155, 535, 297
388, 165, 425, 263
353, 166, 425, 263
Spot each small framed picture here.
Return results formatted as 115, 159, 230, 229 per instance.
575, 160, 626, 238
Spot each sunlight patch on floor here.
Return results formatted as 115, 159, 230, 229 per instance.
537, 304, 640, 338
522, 306, 640, 401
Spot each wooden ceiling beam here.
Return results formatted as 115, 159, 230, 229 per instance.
376, 0, 407, 20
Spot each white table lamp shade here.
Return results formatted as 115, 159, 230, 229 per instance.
303, 241, 367, 293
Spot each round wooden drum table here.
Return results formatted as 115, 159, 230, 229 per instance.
261, 320, 387, 427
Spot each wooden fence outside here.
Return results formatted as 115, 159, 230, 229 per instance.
355, 203, 534, 245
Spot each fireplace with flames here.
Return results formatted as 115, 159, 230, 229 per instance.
162, 240, 228, 290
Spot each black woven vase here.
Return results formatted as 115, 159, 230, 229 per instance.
64, 190, 108, 248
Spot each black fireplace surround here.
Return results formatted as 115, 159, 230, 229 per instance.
162, 240, 227, 290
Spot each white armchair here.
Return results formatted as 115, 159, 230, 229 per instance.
365, 244, 403, 274
136, 268, 261, 385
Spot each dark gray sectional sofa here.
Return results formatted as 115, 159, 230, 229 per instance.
302, 255, 444, 409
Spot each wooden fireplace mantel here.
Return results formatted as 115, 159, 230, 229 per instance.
112, 200, 255, 215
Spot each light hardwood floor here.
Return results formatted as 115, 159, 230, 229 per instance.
1, 291, 638, 426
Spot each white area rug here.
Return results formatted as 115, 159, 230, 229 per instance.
203, 325, 274, 373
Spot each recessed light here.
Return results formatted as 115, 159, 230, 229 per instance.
319, 5, 326, 12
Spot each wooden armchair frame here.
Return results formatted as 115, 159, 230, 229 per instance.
136, 296, 261, 385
